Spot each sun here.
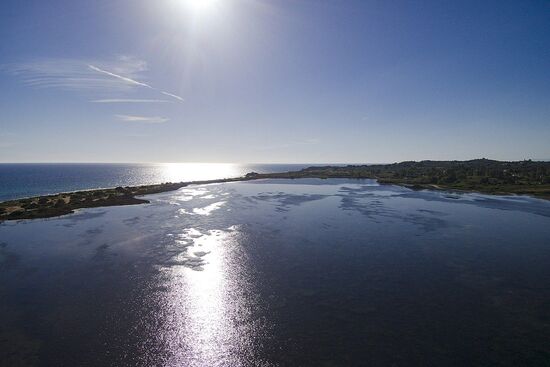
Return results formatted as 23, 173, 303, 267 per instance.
183, 0, 219, 16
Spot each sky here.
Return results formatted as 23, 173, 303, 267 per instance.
0, 0, 549, 163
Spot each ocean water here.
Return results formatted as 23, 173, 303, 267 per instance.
1, 178, 550, 366
0, 163, 315, 201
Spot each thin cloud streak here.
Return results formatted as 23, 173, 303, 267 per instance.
88, 64, 183, 102
88, 64, 152, 88
4, 56, 184, 102
3, 57, 145, 92
91, 99, 172, 103
115, 114, 168, 124
161, 91, 184, 101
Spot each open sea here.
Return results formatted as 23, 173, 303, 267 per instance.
1, 165, 550, 366
0, 163, 314, 201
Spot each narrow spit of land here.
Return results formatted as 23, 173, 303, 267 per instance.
1, 159, 549, 221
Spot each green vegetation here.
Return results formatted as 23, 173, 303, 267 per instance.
0, 182, 186, 221
1, 159, 549, 221
253, 158, 550, 199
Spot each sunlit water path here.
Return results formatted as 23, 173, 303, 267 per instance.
0, 163, 315, 201
1, 179, 550, 366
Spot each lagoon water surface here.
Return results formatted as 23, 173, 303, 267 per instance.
1, 179, 550, 366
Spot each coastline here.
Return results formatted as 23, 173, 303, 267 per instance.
2, 161, 549, 221
0, 176, 253, 221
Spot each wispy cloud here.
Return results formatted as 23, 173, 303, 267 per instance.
161, 91, 184, 101
91, 99, 171, 103
3, 57, 183, 130
87, 63, 183, 102
115, 114, 168, 124
3, 55, 184, 102
88, 64, 151, 88
4, 56, 145, 92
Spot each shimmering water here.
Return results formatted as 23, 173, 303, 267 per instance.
0, 163, 315, 201
1, 179, 550, 366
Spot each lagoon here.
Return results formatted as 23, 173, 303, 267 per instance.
1, 178, 550, 366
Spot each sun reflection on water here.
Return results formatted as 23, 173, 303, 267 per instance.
158, 225, 264, 366
160, 163, 243, 183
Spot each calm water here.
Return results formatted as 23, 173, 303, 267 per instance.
0, 163, 315, 201
1, 179, 550, 366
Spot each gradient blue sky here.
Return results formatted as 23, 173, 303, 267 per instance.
1, 0, 549, 163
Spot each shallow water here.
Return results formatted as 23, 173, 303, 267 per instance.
1, 179, 550, 366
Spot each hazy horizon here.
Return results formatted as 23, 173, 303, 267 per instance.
1, 157, 550, 165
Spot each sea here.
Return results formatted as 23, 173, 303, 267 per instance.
0, 163, 316, 201
1, 164, 550, 366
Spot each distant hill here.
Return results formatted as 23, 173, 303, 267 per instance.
253, 159, 550, 199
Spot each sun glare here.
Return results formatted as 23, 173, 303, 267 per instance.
182, 0, 219, 16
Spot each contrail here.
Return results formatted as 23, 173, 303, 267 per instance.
88, 64, 184, 102
161, 91, 184, 101
88, 65, 152, 88
91, 99, 171, 103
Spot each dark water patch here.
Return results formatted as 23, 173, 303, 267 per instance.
417, 208, 448, 216
249, 178, 378, 186
123, 216, 141, 226
336, 188, 449, 232
0, 246, 19, 270
0, 329, 42, 367
338, 194, 386, 218
405, 213, 448, 232
58, 210, 108, 227
1, 179, 550, 366
398, 191, 550, 218
85, 226, 103, 235
470, 195, 550, 218
252, 193, 329, 211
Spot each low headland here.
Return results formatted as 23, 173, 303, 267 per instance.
1, 159, 549, 221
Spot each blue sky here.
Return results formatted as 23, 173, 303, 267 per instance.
1, 0, 549, 163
